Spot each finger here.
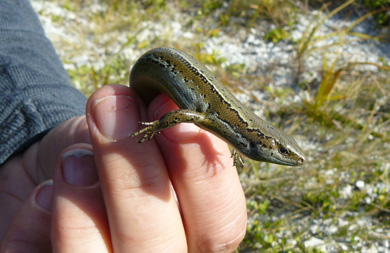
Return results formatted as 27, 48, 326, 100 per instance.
0, 117, 90, 242
38, 115, 90, 181
86, 85, 187, 252
1, 181, 52, 252
0, 147, 39, 239
51, 144, 111, 252
149, 94, 247, 252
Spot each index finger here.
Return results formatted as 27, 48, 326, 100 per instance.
86, 85, 187, 252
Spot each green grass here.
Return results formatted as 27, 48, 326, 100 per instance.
37, 0, 390, 251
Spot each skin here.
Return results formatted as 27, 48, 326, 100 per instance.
0, 85, 247, 252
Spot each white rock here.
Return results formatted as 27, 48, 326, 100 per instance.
304, 237, 324, 248
340, 185, 353, 199
355, 180, 365, 190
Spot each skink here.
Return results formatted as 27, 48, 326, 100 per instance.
129, 47, 305, 167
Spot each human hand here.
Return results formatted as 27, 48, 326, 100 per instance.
1, 84, 247, 252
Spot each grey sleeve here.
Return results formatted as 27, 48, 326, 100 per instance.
0, 0, 87, 164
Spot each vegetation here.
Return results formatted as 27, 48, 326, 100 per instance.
35, 0, 390, 251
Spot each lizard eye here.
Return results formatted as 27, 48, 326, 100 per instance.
278, 146, 288, 155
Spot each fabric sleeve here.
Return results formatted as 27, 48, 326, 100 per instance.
0, 0, 87, 164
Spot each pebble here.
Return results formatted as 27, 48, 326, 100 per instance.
304, 237, 324, 248
355, 180, 365, 190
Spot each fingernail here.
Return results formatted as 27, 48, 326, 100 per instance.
93, 95, 139, 140
36, 181, 53, 212
62, 149, 98, 186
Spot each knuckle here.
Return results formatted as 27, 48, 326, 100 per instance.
196, 226, 247, 253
